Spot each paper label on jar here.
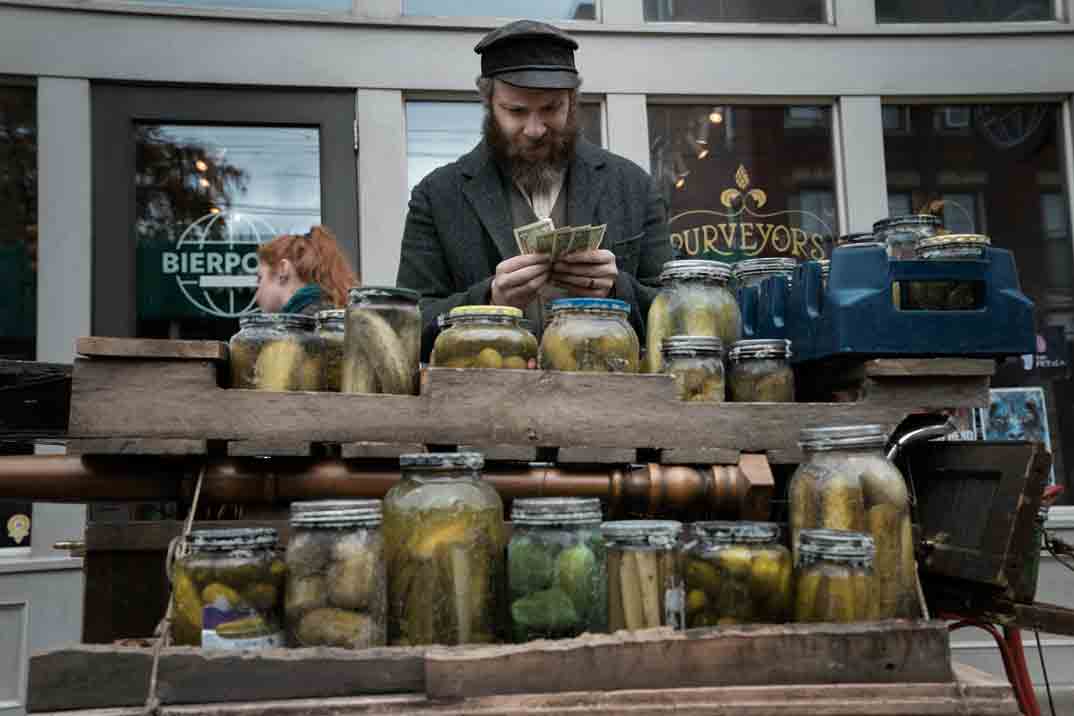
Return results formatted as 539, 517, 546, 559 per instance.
200, 604, 283, 650
201, 628, 285, 650
664, 583, 685, 630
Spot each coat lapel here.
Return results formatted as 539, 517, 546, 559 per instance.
461, 143, 519, 263
566, 138, 607, 229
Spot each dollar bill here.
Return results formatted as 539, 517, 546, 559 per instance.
513, 218, 554, 255
588, 224, 607, 251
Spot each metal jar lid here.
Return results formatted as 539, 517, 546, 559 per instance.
728, 339, 791, 362
290, 499, 382, 528
659, 259, 733, 284
688, 520, 780, 545
239, 313, 316, 332
914, 234, 991, 256
873, 214, 943, 234
448, 305, 524, 319
399, 452, 485, 472
836, 232, 875, 246
661, 335, 724, 357
817, 259, 831, 278
732, 257, 798, 280
511, 497, 603, 526
797, 528, 875, 567
799, 424, 888, 451
547, 298, 631, 315
316, 309, 345, 327
348, 286, 421, 305
601, 520, 682, 549
188, 527, 278, 552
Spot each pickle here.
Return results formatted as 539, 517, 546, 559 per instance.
644, 294, 671, 374
698, 375, 725, 402
243, 583, 279, 611
172, 570, 203, 645
409, 521, 469, 560
347, 308, 414, 395
861, 469, 909, 508
540, 332, 579, 371
556, 543, 598, 616
686, 558, 721, 599
789, 469, 820, 555
608, 550, 625, 631
897, 514, 918, 618
286, 575, 327, 619
714, 572, 752, 623
254, 340, 306, 391
300, 355, 322, 391
820, 477, 865, 532
511, 588, 580, 637
285, 532, 329, 579
201, 583, 244, 609
229, 342, 258, 388
475, 347, 504, 369
270, 558, 287, 581
399, 559, 440, 645
686, 588, 708, 618
448, 543, 474, 643
719, 547, 753, 577
813, 576, 857, 623
867, 503, 902, 619
216, 614, 269, 637
297, 608, 375, 649
749, 550, 785, 597
503, 356, 528, 370
327, 554, 376, 610
341, 345, 380, 393
679, 305, 718, 336
853, 574, 871, 621
795, 572, 821, 622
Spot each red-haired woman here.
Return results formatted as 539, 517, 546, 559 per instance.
254, 225, 359, 315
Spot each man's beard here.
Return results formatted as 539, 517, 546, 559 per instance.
485, 104, 579, 198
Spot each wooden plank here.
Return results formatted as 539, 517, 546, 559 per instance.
76, 337, 228, 361
459, 444, 540, 462
28, 644, 427, 712
341, 442, 426, 460
864, 358, 996, 378
738, 453, 775, 521
85, 521, 291, 552
82, 550, 168, 644
227, 441, 313, 457
424, 621, 953, 700
863, 375, 991, 408
557, 447, 637, 464
1011, 600, 1074, 637
659, 447, 740, 465
69, 438, 207, 456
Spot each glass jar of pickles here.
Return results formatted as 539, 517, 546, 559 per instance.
383, 453, 505, 645
727, 339, 795, 402
171, 528, 286, 648
342, 287, 421, 395
431, 305, 538, 369
539, 298, 639, 373
229, 313, 321, 391
682, 521, 792, 627
508, 497, 607, 642
661, 336, 725, 402
872, 215, 943, 260
732, 257, 798, 289
285, 500, 386, 649
789, 425, 917, 619
908, 234, 990, 310
795, 528, 875, 623
316, 309, 345, 391
602, 520, 684, 631
645, 260, 741, 373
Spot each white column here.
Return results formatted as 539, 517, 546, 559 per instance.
832, 0, 877, 27
606, 94, 652, 174
356, 0, 401, 18
357, 89, 408, 286
601, 0, 644, 24
834, 96, 888, 234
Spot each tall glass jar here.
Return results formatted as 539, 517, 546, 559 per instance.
382, 453, 505, 645
431, 305, 538, 369
732, 257, 798, 289
872, 215, 943, 259
682, 521, 792, 627
172, 527, 286, 648
661, 336, 725, 402
795, 528, 875, 623
789, 425, 917, 619
316, 309, 345, 391
508, 497, 607, 642
285, 500, 386, 649
230, 313, 321, 391
602, 520, 684, 631
645, 260, 741, 373
540, 298, 639, 373
342, 287, 421, 395
909, 234, 991, 310
727, 339, 795, 402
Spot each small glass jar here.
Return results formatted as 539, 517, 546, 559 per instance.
727, 339, 795, 402
540, 298, 639, 373
316, 309, 345, 392
172, 527, 286, 648
342, 287, 421, 395
907, 234, 991, 310
602, 520, 684, 631
789, 425, 917, 619
795, 528, 875, 623
229, 313, 321, 391
508, 497, 607, 642
661, 336, 725, 402
682, 521, 792, 627
285, 500, 386, 649
732, 257, 798, 289
872, 215, 943, 260
431, 305, 538, 370
645, 260, 741, 374
382, 453, 505, 646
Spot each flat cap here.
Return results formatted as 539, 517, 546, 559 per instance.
475, 19, 581, 89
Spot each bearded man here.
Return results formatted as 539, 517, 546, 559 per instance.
396, 20, 670, 358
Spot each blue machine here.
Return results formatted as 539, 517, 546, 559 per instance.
738, 276, 791, 340
785, 243, 1035, 363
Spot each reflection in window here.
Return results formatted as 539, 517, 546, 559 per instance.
876, 0, 1052, 22
124, 0, 350, 10
0, 85, 36, 362
404, 0, 596, 19
648, 104, 838, 263
406, 99, 603, 194
644, 0, 824, 22
135, 125, 321, 341
883, 103, 1072, 504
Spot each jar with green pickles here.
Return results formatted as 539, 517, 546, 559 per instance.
508, 498, 607, 642
908, 234, 990, 310
316, 309, 345, 391
872, 215, 943, 260
342, 287, 421, 395
383, 453, 505, 645
727, 339, 795, 402
682, 521, 792, 627
229, 313, 321, 391
795, 528, 875, 623
285, 500, 386, 649
431, 305, 538, 370
661, 336, 725, 402
602, 520, 684, 631
171, 528, 286, 648
732, 257, 798, 289
789, 425, 917, 620
645, 260, 741, 373
540, 298, 639, 373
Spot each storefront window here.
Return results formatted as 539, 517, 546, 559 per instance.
135, 124, 321, 341
404, 0, 596, 19
648, 103, 838, 262
406, 99, 603, 193
644, 0, 824, 22
883, 102, 1073, 503
125, 0, 352, 11
876, 0, 1053, 22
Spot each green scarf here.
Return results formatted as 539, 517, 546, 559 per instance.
281, 284, 323, 314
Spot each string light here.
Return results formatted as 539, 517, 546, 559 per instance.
709, 109, 724, 124
697, 149, 710, 160
195, 159, 208, 172
674, 175, 687, 190
199, 177, 211, 188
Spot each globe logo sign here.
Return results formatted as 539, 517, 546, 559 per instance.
162, 211, 279, 319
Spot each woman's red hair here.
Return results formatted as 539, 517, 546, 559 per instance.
257, 225, 359, 307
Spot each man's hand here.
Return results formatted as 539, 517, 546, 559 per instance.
490, 254, 552, 309
551, 250, 618, 298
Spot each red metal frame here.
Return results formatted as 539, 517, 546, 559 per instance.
941, 613, 1039, 716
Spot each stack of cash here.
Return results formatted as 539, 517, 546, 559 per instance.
513, 218, 607, 260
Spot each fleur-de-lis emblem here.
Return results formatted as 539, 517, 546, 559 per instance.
720, 164, 768, 210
